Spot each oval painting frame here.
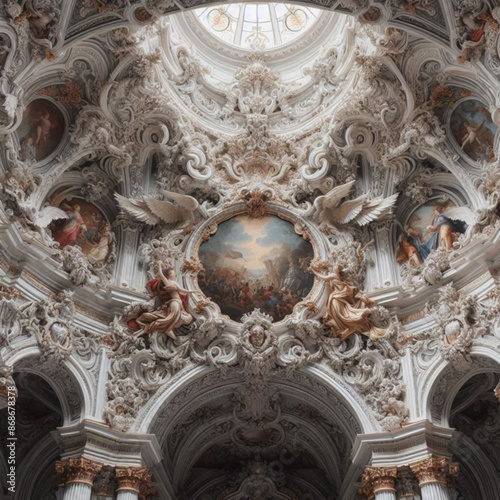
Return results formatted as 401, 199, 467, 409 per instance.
17, 98, 66, 163
450, 99, 498, 162
197, 213, 315, 323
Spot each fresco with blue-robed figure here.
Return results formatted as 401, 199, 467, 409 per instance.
396, 200, 468, 268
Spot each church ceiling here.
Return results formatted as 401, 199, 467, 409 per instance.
2, 1, 500, 499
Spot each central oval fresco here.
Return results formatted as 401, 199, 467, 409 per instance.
198, 214, 315, 322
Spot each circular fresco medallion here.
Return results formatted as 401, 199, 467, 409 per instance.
198, 214, 314, 322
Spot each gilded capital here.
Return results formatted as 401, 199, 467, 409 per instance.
55, 456, 103, 486
410, 456, 459, 487
358, 466, 398, 499
115, 466, 152, 495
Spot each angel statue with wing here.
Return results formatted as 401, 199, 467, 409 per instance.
126, 264, 199, 340
396, 203, 471, 267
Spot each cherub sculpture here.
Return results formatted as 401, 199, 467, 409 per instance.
312, 267, 386, 341
126, 264, 198, 340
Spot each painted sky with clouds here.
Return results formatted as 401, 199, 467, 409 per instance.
200, 215, 304, 271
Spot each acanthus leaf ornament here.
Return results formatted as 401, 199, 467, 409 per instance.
410, 456, 459, 487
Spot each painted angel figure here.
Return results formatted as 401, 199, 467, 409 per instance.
52, 203, 87, 247
461, 120, 485, 150
312, 267, 386, 341
126, 265, 198, 340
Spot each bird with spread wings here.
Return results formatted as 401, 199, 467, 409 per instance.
114, 190, 202, 229
15, 187, 73, 229
311, 180, 399, 227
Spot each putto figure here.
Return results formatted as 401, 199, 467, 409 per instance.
126, 264, 198, 340
312, 267, 386, 341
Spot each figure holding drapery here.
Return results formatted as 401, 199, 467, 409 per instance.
127, 264, 198, 340
312, 267, 386, 341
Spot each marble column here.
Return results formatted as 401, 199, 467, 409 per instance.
420, 483, 452, 500
359, 466, 398, 500
55, 456, 103, 500
375, 492, 396, 500
63, 482, 92, 500
115, 466, 156, 500
410, 456, 459, 500
116, 492, 139, 500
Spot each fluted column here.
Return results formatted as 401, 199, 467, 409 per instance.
420, 483, 451, 500
117, 492, 139, 500
115, 466, 156, 500
62, 483, 93, 500
359, 466, 398, 499
55, 456, 103, 500
410, 456, 459, 500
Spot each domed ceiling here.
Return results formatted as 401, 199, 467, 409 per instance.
1, 1, 500, 500
195, 3, 321, 50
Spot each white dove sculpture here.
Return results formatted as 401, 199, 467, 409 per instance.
16, 187, 73, 228
313, 180, 399, 226
115, 190, 201, 229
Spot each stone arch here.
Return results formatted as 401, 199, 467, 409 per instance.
9, 348, 88, 425
424, 348, 500, 428
136, 364, 377, 499
0, 370, 65, 500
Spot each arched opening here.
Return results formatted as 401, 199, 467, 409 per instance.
0, 373, 63, 500
448, 372, 500, 500
144, 368, 368, 499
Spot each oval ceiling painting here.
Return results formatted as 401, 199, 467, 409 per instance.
198, 214, 314, 322
18, 98, 65, 162
450, 99, 498, 162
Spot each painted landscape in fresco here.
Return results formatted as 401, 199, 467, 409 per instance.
50, 199, 112, 264
198, 214, 314, 322
450, 99, 498, 162
396, 200, 467, 268
18, 98, 65, 162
